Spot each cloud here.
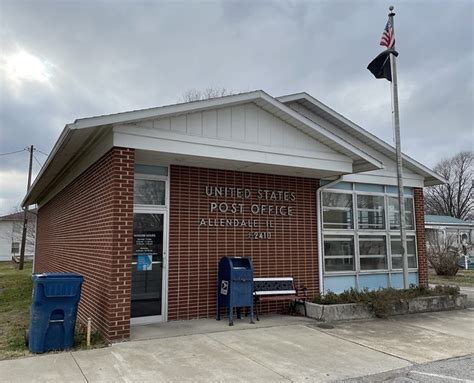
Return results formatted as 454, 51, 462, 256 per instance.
0, 0, 472, 215
0, 168, 39, 214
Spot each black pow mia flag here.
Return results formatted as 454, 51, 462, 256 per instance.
367, 49, 399, 82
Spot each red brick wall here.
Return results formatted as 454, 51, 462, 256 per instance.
35, 147, 135, 343
168, 165, 319, 320
414, 187, 428, 286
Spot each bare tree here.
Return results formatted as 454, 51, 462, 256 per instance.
424, 151, 473, 220
179, 87, 233, 102
426, 231, 461, 276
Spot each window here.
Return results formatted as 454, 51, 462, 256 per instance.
135, 164, 168, 177
322, 183, 418, 277
388, 197, 414, 230
391, 236, 417, 269
324, 236, 355, 272
357, 195, 385, 229
359, 236, 387, 270
11, 242, 20, 254
12, 222, 22, 234
134, 179, 166, 205
323, 192, 353, 229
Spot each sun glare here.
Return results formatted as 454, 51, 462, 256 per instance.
1, 50, 52, 85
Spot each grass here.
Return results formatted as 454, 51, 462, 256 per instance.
0, 261, 33, 360
0, 261, 105, 360
428, 269, 474, 287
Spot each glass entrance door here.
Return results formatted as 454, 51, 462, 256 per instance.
131, 212, 165, 321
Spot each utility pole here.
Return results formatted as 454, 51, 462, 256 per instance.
388, 6, 409, 288
19, 145, 34, 270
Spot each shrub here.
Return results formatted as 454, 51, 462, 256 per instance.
426, 232, 461, 276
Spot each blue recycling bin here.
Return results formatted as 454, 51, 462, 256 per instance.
28, 273, 84, 353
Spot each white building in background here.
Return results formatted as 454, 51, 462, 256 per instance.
0, 210, 36, 261
425, 215, 473, 254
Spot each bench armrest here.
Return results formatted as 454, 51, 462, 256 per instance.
296, 285, 308, 300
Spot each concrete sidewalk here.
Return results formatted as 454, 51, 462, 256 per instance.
1, 309, 473, 382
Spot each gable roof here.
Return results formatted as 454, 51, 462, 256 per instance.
425, 215, 473, 226
277, 92, 445, 186
23, 90, 384, 206
68, 90, 383, 168
0, 209, 37, 221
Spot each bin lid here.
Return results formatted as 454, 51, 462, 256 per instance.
33, 272, 84, 279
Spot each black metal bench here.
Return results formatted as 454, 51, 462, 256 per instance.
253, 277, 307, 320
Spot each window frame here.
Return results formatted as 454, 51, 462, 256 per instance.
323, 235, 356, 272
322, 183, 418, 277
389, 234, 418, 270
387, 195, 415, 231
322, 191, 354, 229
11, 241, 20, 254
133, 173, 168, 209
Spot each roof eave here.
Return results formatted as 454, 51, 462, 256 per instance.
23, 90, 385, 207
22, 125, 74, 207
277, 92, 446, 187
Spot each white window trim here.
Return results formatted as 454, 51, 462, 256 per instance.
322, 184, 418, 282
131, 165, 170, 325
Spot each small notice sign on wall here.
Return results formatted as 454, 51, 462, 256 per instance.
137, 254, 153, 271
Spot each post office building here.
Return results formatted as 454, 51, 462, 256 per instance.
23, 91, 444, 343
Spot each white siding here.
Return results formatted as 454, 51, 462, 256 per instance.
186, 112, 202, 136
202, 110, 217, 137
217, 108, 232, 139
0, 220, 35, 261
286, 102, 424, 187
170, 115, 187, 134
133, 102, 337, 155
0, 222, 13, 261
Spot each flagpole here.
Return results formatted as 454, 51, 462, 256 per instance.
388, 5, 409, 289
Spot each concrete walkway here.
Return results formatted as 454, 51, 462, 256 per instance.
1, 309, 473, 382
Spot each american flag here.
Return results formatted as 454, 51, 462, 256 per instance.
380, 19, 395, 49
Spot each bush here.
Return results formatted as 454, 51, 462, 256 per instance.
313, 285, 460, 318
427, 232, 461, 276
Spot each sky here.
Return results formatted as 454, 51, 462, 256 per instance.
0, 0, 473, 215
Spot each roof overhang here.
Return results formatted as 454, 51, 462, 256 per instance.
277, 92, 446, 187
23, 90, 384, 207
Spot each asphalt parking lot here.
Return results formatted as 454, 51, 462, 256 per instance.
0, 309, 472, 382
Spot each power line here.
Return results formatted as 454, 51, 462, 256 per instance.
0, 148, 27, 157
33, 154, 43, 169
35, 149, 49, 157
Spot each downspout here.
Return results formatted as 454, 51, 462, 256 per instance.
316, 176, 344, 295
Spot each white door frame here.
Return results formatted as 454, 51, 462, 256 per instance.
130, 172, 169, 326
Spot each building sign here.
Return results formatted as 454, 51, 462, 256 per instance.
199, 185, 296, 240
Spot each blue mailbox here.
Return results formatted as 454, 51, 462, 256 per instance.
216, 257, 254, 325
28, 273, 84, 353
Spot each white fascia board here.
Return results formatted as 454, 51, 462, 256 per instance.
277, 92, 446, 186
23, 90, 384, 206
22, 126, 112, 207
340, 173, 425, 188
425, 222, 473, 228
255, 94, 384, 171
72, 90, 383, 172
114, 129, 354, 174
72, 91, 265, 129
115, 124, 352, 163
21, 125, 73, 207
